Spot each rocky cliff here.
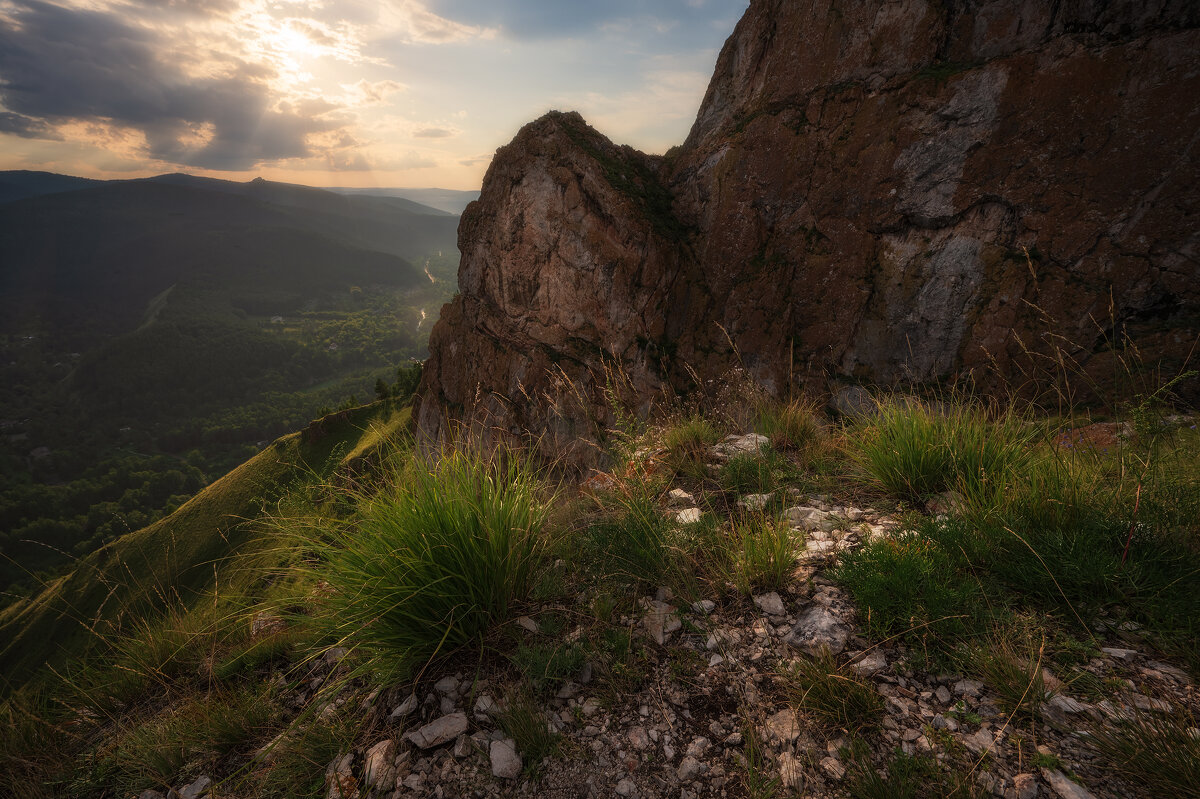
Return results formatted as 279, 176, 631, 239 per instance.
417, 0, 1200, 461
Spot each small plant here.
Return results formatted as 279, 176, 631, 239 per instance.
722, 453, 773, 494
739, 721, 781, 799
968, 636, 1053, 722
842, 741, 980, 799
583, 489, 673, 587
947, 700, 982, 726
510, 640, 587, 695
497, 692, 561, 777
1032, 751, 1062, 771
594, 628, 649, 693
782, 651, 884, 734
732, 518, 794, 596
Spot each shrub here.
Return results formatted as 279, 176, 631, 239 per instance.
309, 448, 550, 680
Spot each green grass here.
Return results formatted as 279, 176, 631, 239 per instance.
511, 638, 588, 695
842, 743, 980, 799
850, 398, 1032, 509
307, 447, 551, 681
732, 518, 794, 596
0, 402, 410, 696
1087, 704, 1200, 797
720, 449, 797, 495
839, 410, 1200, 672
497, 691, 561, 776
738, 721, 781, 799
250, 716, 358, 799
582, 489, 674, 588
663, 415, 722, 466
966, 634, 1053, 722
81, 685, 275, 797
782, 652, 884, 734
833, 525, 992, 650
754, 398, 822, 452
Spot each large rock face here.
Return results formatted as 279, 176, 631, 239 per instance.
418, 0, 1200, 461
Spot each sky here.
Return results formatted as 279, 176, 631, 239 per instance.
0, 0, 748, 190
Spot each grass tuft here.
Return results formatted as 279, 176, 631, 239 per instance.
755, 398, 822, 452
1087, 704, 1200, 796
307, 447, 551, 681
497, 692, 561, 777
663, 415, 721, 468
782, 652, 884, 734
732, 518, 794, 596
851, 398, 1032, 509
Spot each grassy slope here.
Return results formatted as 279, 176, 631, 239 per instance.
0, 401, 412, 694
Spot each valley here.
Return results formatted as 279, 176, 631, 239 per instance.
0, 172, 459, 594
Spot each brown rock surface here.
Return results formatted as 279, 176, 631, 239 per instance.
418, 0, 1200, 462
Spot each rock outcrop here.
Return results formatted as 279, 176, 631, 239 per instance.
417, 0, 1200, 461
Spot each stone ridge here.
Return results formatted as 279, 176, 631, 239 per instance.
417, 0, 1200, 462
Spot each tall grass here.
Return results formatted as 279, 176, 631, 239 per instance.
732, 518, 794, 596
839, 405, 1200, 670
754, 398, 822, 452
851, 398, 1032, 509
1087, 704, 1200, 796
307, 447, 551, 680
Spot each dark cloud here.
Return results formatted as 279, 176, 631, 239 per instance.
423, 0, 746, 39
0, 0, 336, 170
125, 0, 240, 18
413, 127, 453, 138
0, 109, 61, 138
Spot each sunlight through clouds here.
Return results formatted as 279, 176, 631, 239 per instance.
0, 0, 747, 187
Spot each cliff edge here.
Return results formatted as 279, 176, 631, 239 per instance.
418, 0, 1200, 461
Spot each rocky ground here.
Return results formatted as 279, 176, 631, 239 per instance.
143, 433, 1197, 799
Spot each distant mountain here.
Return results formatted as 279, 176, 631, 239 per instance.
0, 170, 104, 203
0, 172, 460, 589
328, 186, 480, 215
0, 174, 457, 341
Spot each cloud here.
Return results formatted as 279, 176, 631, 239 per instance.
346, 79, 406, 105
421, 0, 745, 39
458, 152, 492, 167
0, 109, 61, 139
413, 126, 454, 138
0, 0, 342, 170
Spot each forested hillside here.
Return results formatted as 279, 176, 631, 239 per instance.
0, 173, 457, 595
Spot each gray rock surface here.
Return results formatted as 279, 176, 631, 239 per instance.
404, 712, 469, 749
